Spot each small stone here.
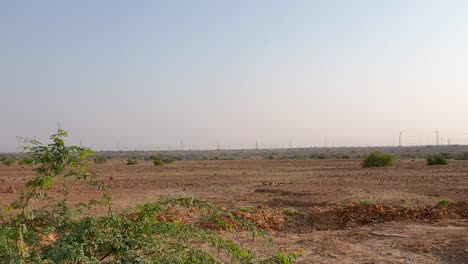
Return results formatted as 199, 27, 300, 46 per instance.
345, 220, 359, 228
464, 249, 468, 253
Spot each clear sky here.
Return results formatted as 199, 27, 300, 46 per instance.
1, 1, 468, 151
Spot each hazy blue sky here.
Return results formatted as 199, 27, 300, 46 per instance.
1, 1, 468, 151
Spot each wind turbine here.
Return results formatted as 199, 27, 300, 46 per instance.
398, 130, 405, 147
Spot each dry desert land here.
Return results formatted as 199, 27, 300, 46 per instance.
1, 158, 467, 263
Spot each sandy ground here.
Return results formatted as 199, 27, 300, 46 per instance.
1, 159, 467, 263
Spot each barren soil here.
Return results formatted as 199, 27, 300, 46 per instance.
1, 159, 467, 263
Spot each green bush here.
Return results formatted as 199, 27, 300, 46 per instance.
152, 158, 164, 166
317, 154, 327, 159
426, 155, 448, 165
240, 207, 255, 213
437, 199, 452, 206
0, 129, 298, 263
93, 156, 108, 164
361, 152, 394, 168
147, 155, 177, 166
358, 199, 373, 206
454, 152, 468, 160
1, 157, 16, 166
127, 158, 138, 165
162, 157, 177, 164
282, 208, 297, 215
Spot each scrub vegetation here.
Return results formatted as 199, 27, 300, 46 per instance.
0, 130, 297, 263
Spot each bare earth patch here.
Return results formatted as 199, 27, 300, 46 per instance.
1, 159, 467, 263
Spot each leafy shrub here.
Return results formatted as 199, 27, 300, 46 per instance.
127, 158, 138, 165
317, 154, 327, 160
93, 155, 108, 164
358, 199, 373, 206
153, 158, 164, 166
147, 155, 177, 166
426, 155, 448, 165
1, 157, 16, 166
454, 152, 468, 160
437, 199, 452, 206
240, 207, 255, 213
162, 157, 177, 164
361, 152, 394, 168
341, 154, 350, 159
282, 208, 297, 215
0, 129, 297, 263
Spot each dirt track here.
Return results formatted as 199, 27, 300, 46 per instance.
1, 159, 467, 263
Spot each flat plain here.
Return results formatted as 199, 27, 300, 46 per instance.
1, 158, 467, 263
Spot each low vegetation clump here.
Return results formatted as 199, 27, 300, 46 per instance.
1, 157, 16, 166
361, 152, 395, 168
282, 208, 297, 215
127, 158, 138, 165
358, 199, 373, 206
153, 158, 164, 166
340, 154, 351, 159
240, 207, 255, 213
454, 152, 468, 160
317, 154, 327, 160
0, 129, 297, 263
147, 155, 177, 166
437, 199, 452, 206
93, 155, 108, 164
426, 155, 448, 165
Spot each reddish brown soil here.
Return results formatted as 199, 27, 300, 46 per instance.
1, 159, 467, 263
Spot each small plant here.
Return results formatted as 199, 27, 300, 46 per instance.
127, 158, 138, 165
282, 208, 297, 215
153, 158, 164, 166
1, 157, 16, 166
317, 154, 327, 160
93, 155, 108, 164
341, 154, 350, 159
358, 199, 373, 206
240, 207, 255, 213
437, 199, 452, 206
147, 155, 177, 166
426, 155, 448, 165
454, 152, 468, 160
162, 157, 177, 164
361, 152, 394, 168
